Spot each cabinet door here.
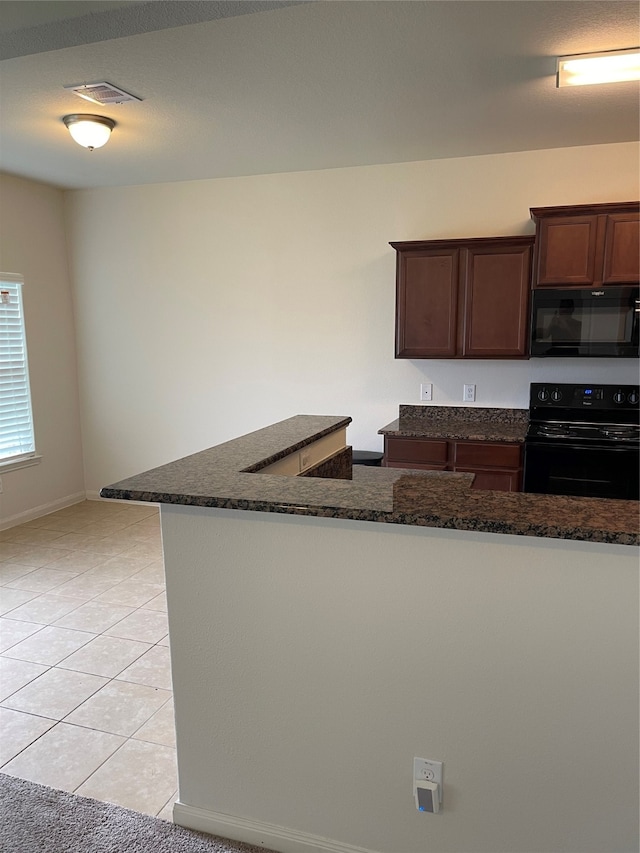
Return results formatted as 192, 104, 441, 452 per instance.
454, 441, 522, 469
457, 468, 522, 492
602, 213, 640, 285
454, 441, 523, 492
461, 243, 532, 358
534, 215, 599, 287
385, 461, 449, 471
395, 249, 459, 357
384, 437, 449, 467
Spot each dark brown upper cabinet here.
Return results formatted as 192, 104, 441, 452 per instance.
530, 201, 640, 289
392, 236, 534, 359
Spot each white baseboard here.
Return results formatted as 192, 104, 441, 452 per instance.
172, 802, 378, 853
0, 491, 86, 531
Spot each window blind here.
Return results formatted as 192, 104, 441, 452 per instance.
0, 275, 36, 463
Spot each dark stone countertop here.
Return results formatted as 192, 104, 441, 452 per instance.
379, 405, 529, 443
100, 414, 639, 547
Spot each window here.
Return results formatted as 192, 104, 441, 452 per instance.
0, 274, 36, 467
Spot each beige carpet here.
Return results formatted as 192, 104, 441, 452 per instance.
0, 773, 278, 853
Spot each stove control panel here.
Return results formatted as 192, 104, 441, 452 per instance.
531, 383, 640, 410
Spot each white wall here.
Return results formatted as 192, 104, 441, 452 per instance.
163, 506, 639, 853
0, 173, 85, 526
65, 142, 640, 495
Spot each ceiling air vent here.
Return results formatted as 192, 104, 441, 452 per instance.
64, 82, 142, 106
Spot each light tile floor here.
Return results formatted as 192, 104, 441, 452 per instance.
0, 500, 178, 819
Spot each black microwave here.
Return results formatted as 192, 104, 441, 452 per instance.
530, 286, 640, 357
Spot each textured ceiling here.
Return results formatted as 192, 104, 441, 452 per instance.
0, 1, 303, 57
0, 0, 638, 190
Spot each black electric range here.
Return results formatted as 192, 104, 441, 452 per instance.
523, 383, 640, 500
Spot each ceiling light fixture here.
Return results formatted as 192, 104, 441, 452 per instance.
62, 114, 116, 150
556, 48, 640, 87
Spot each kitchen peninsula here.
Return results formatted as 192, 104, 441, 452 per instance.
101, 416, 639, 853
101, 414, 637, 544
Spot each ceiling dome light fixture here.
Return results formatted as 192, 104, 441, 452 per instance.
556, 48, 640, 87
62, 113, 116, 150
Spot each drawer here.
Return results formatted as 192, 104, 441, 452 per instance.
385, 437, 449, 465
454, 441, 522, 469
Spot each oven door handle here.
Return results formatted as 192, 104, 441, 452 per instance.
525, 440, 639, 452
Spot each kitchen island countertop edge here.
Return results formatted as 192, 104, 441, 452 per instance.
100, 414, 639, 546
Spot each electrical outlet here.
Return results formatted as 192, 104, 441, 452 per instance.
414, 757, 443, 807
463, 383, 476, 402
420, 383, 433, 402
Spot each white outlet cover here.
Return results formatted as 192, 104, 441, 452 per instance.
463, 384, 476, 402
414, 757, 443, 806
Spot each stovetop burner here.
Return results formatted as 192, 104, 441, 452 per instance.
601, 425, 639, 438
526, 383, 640, 447
537, 424, 572, 438
528, 421, 640, 444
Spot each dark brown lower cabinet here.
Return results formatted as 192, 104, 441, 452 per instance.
455, 467, 521, 491
381, 437, 448, 469
383, 436, 523, 492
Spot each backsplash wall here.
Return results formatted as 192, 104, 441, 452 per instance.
64, 141, 640, 493
400, 355, 640, 411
